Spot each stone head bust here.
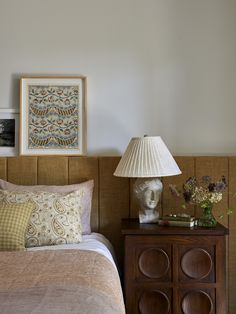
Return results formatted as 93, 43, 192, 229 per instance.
133, 178, 163, 212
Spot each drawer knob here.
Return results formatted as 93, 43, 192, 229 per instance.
139, 290, 170, 314
181, 248, 212, 280
181, 290, 213, 314
139, 248, 170, 279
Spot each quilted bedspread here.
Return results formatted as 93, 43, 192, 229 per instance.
0, 249, 125, 314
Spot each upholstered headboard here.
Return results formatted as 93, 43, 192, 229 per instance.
0, 156, 129, 264
0, 156, 236, 312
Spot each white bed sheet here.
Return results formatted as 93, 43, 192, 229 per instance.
27, 232, 117, 267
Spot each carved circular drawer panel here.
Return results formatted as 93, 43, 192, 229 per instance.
139, 290, 170, 314
181, 290, 213, 314
138, 248, 170, 278
181, 248, 212, 279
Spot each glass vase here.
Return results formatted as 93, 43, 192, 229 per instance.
198, 203, 217, 227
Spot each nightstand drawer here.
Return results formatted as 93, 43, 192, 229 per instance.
178, 245, 215, 283
178, 288, 215, 314
135, 287, 173, 314
125, 237, 172, 282
125, 235, 216, 284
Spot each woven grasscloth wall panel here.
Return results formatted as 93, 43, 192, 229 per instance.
0, 156, 235, 313
99, 157, 130, 262
162, 157, 195, 217
69, 157, 99, 232
0, 158, 6, 180
7, 157, 38, 184
38, 157, 69, 185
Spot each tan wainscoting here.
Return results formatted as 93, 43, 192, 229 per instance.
0, 156, 235, 313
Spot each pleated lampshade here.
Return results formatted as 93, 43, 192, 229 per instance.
114, 136, 181, 178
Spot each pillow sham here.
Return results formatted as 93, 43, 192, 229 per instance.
0, 179, 94, 235
0, 190, 83, 248
0, 201, 34, 251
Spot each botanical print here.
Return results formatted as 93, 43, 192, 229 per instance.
28, 85, 80, 149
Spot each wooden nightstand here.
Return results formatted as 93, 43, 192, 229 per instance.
122, 219, 229, 314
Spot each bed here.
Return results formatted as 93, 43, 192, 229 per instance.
0, 234, 125, 314
0, 159, 126, 314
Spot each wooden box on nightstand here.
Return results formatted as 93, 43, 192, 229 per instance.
121, 219, 228, 314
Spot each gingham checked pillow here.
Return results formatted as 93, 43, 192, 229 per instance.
0, 202, 34, 251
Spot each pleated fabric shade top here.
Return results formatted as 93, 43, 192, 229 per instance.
114, 136, 181, 178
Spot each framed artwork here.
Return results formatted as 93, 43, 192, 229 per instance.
20, 76, 87, 155
0, 109, 19, 156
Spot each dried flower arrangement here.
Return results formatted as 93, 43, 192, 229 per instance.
169, 176, 231, 227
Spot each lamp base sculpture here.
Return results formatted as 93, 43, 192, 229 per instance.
133, 177, 163, 224
139, 209, 159, 223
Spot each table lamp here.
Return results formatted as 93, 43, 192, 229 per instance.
114, 136, 181, 223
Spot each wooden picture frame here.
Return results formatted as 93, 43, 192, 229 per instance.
0, 109, 19, 156
20, 76, 87, 156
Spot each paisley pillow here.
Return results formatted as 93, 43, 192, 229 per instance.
0, 190, 83, 248
0, 179, 94, 235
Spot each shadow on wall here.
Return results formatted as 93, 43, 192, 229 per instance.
89, 148, 121, 156
9, 73, 22, 109
87, 110, 131, 156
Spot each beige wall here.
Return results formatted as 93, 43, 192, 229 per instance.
0, 0, 236, 155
